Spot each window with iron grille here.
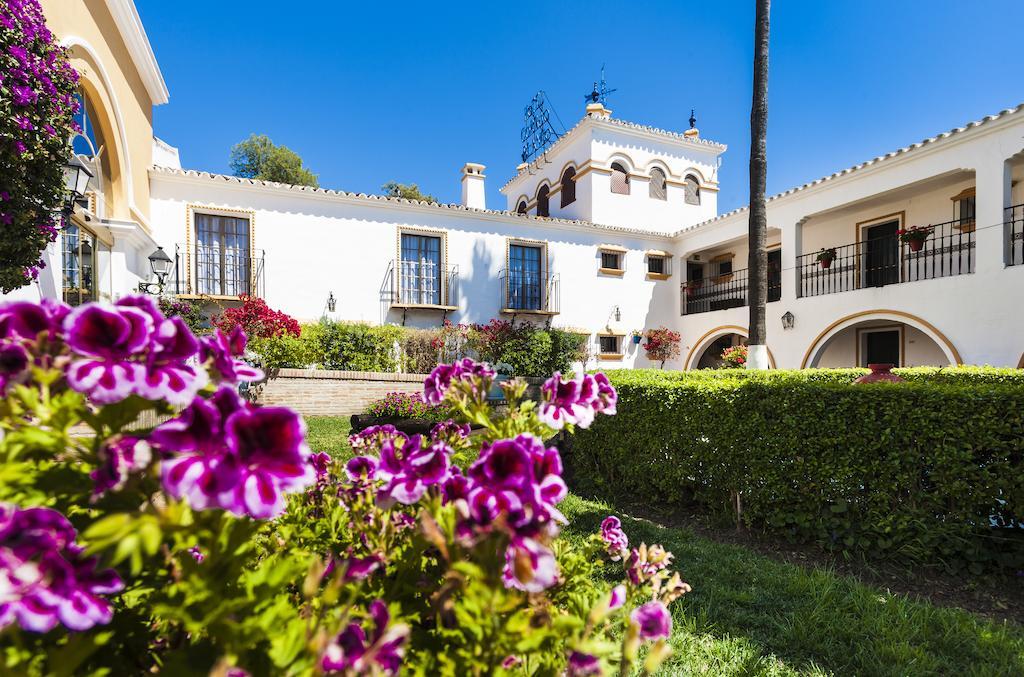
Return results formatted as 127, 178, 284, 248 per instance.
649, 167, 667, 200
508, 244, 543, 310
610, 163, 630, 195
400, 233, 442, 305
560, 167, 576, 207
957, 195, 975, 222
647, 255, 666, 275
717, 259, 733, 276
601, 251, 622, 270
195, 213, 251, 296
536, 185, 550, 217
62, 223, 97, 306
684, 175, 701, 205
599, 335, 620, 354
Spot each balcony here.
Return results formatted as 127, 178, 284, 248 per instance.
681, 267, 781, 316
1008, 203, 1024, 266
797, 217, 974, 298
499, 269, 560, 316
384, 259, 458, 312
170, 243, 265, 298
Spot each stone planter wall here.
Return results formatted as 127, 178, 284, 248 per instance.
257, 369, 431, 416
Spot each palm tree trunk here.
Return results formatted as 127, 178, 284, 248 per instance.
746, 0, 771, 369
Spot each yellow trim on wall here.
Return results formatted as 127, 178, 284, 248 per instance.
799, 309, 962, 368
185, 204, 257, 295
685, 325, 777, 370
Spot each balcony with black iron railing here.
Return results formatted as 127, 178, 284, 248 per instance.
170, 243, 265, 298
797, 217, 975, 298
382, 259, 458, 312
681, 267, 781, 316
1007, 203, 1024, 266
499, 269, 560, 315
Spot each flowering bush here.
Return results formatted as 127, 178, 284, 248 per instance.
212, 293, 300, 339
816, 247, 837, 263
643, 326, 681, 368
0, 297, 690, 674
366, 390, 447, 421
158, 295, 207, 335
897, 225, 933, 244
721, 344, 748, 368
0, 0, 80, 291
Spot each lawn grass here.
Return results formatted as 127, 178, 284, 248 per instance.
305, 416, 1024, 676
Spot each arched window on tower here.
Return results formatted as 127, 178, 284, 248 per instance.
560, 167, 576, 207
684, 175, 701, 205
649, 167, 667, 201
517, 200, 528, 214
610, 162, 630, 195
536, 185, 550, 217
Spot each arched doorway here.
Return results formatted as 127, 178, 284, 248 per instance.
685, 325, 777, 370
802, 310, 961, 368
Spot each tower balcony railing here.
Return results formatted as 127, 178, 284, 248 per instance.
170, 243, 266, 299
680, 267, 780, 316
498, 270, 560, 315
797, 217, 974, 298
1007, 203, 1024, 266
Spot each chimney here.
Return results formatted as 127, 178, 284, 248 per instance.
585, 102, 612, 119
460, 163, 486, 210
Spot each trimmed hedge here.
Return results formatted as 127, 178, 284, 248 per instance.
568, 369, 1024, 572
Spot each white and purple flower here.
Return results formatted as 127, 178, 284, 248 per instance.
538, 372, 617, 431
422, 358, 495, 405
321, 600, 408, 675
630, 600, 672, 640
90, 436, 152, 496
599, 516, 629, 561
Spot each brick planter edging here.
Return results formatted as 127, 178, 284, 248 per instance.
270, 368, 431, 382
258, 369, 432, 417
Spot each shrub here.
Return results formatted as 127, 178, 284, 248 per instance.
158, 296, 207, 335
399, 327, 441, 373
365, 391, 447, 420
212, 294, 300, 339
0, 297, 689, 675
0, 1, 80, 291
470, 319, 585, 377
569, 368, 1024, 573
248, 329, 312, 370
643, 327, 681, 368
307, 319, 404, 371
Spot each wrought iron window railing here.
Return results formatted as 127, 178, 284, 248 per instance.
170, 243, 265, 298
797, 217, 975, 298
385, 259, 458, 308
499, 270, 560, 314
680, 267, 780, 316
1007, 203, 1024, 267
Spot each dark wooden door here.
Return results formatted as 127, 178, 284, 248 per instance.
863, 221, 899, 287
863, 330, 900, 366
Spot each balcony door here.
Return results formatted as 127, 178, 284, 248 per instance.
767, 249, 782, 302
195, 213, 251, 296
861, 328, 901, 367
400, 233, 441, 305
508, 244, 543, 310
862, 220, 899, 288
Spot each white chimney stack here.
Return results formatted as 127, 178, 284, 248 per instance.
460, 163, 486, 210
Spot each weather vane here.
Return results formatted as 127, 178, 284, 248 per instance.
584, 64, 617, 105
520, 91, 563, 163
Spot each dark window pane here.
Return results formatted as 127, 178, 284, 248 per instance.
601, 252, 621, 270
599, 336, 619, 353
195, 213, 252, 296
400, 233, 442, 305
648, 256, 665, 274
508, 244, 543, 310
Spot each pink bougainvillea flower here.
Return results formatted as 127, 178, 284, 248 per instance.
502, 536, 558, 593
630, 600, 672, 640
154, 386, 315, 519
0, 505, 123, 633
321, 600, 408, 675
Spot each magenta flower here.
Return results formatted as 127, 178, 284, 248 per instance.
63, 303, 152, 403
0, 505, 123, 632
187, 546, 205, 563
345, 455, 379, 482
90, 436, 152, 496
324, 554, 382, 582
349, 424, 403, 451
429, 418, 471, 443
153, 386, 315, 519
600, 516, 629, 560
200, 326, 263, 385
422, 358, 494, 405
310, 451, 331, 480
502, 536, 558, 593
567, 651, 603, 676
608, 584, 626, 610
630, 600, 672, 640
135, 315, 207, 406
376, 435, 452, 506
592, 372, 618, 415
321, 600, 408, 675
0, 298, 68, 341
539, 372, 596, 430
0, 342, 29, 390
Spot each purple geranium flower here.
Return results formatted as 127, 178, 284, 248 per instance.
608, 583, 626, 611
135, 315, 207, 406
0, 299, 68, 341
153, 386, 315, 519
63, 303, 152, 403
321, 600, 408, 675
310, 451, 331, 480
0, 505, 123, 633
324, 553, 382, 582
422, 358, 494, 405
200, 326, 263, 385
90, 436, 152, 496
345, 455, 378, 482
567, 651, 603, 676
502, 536, 558, 593
630, 600, 672, 640
600, 516, 629, 560
0, 342, 29, 391
539, 372, 617, 430
376, 435, 452, 506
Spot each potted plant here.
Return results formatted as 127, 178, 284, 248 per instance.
488, 361, 514, 400
898, 225, 932, 252
684, 279, 703, 297
816, 247, 837, 269
630, 330, 643, 345
643, 327, 681, 369
720, 344, 748, 368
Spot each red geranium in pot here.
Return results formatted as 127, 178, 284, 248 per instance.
816, 247, 837, 269
898, 225, 932, 252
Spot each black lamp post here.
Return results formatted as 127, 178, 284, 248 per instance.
62, 156, 93, 215
138, 246, 173, 295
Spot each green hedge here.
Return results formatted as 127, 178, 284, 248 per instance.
568, 369, 1024, 572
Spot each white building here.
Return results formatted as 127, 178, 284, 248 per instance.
17, 1, 1024, 371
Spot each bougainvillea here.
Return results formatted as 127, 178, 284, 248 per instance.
720, 343, 748, 368
643, 326, 682, 368
0, 0, 79, 291
158, 296, 207, 335
212, 293, 300, 339
0, 298, 691, 675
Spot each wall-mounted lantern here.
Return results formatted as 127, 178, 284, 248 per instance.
781, 311, 795, 330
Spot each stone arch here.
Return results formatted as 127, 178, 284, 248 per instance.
801, 309, 962, 368
685, 325, 776, 370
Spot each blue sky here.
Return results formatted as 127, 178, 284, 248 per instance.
139, 0, 1024, 214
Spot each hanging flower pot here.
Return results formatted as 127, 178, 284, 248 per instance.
631, 332, 643, 345
820, 258, 833, 269
898, 225, 932, 253
908, 238, 925, 252
816, 247, 837, 269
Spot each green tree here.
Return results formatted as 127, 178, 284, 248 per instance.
229, 134, 318, 187
381, 181, 437, 203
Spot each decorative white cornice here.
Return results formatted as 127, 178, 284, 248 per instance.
103, 0, 168, 105
149, 166, 677, 242
676, 102, 1024, 236
102, 217, 157, 250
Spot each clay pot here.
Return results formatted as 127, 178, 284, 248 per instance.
820, 258, 833, 269
853, 363, 905, 384
908, 238, 925, 252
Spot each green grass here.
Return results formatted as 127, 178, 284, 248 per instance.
305, 416, 1024, 676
